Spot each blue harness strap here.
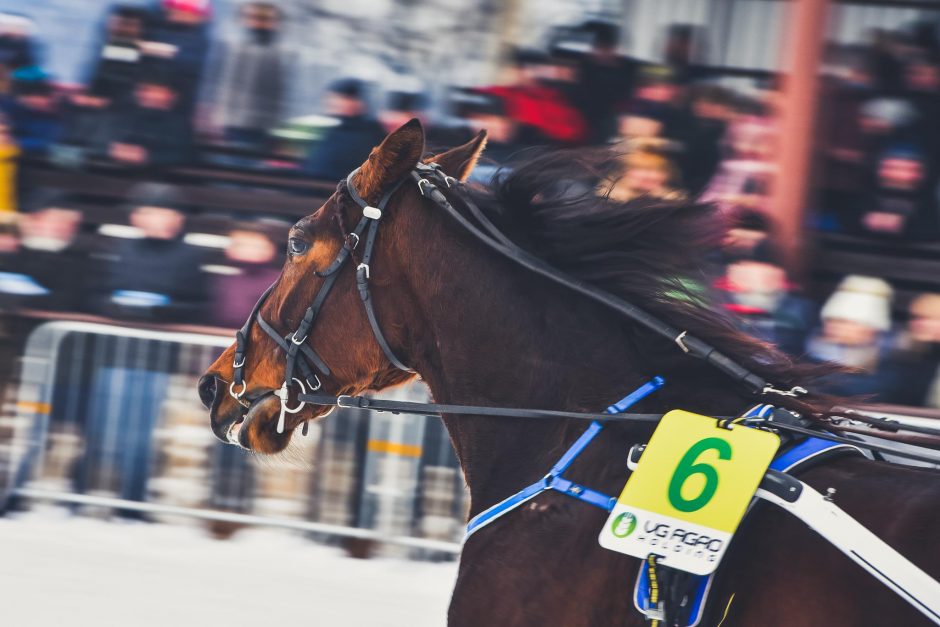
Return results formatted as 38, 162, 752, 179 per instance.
770, 435, 860, 472
462, 389, 867, 625
465, 377, 665, 539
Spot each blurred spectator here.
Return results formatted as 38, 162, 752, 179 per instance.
55, 91, 112, 167
108, 67, 192, 168
699, 91, 778, 218
902, 53, 940, 202
818, 96, 921, 231
601, 140, 685, 203
807, 275, 896, 397
209, 226, 280, 328
9, 190, 87, 310
662, 24, 706, 86
482, 48, 586, 145
618, 65, 688, 146
304, 78, 384, 181
878, 293, 940, 406
99, 182, 205, 321
6, 67, 61, 155
573, 20, 636, 144
857, 143, 936, 239
145, 0, 211, 119
546, 45, 583, 97
716, 243, 815, 356
722, 209, 772, 260
205, 1, 285, 149
55, 5, 150, 169
85, 5, 149, 107
0, 13, 37, 93
867, 28, 905, 95
817, 46, 873, 227
0, 111, 18, 212
455, 89, 524, 184
681, 84, 732, 197
379, 90, 428, 135
60, 3, 149, 167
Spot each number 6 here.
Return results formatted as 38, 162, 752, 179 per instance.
668, 437, 733, 512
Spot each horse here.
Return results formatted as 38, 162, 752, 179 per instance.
198, 119, 940, 626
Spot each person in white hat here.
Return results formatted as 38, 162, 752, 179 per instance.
808, 275, 894, 373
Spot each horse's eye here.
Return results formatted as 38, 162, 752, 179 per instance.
288, 238, 308, 255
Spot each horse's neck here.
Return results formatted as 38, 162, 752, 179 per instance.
394, 203, 742, 516
394, 218, 641, 512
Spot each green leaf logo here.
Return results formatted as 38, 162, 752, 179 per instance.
611, 512, 637, 538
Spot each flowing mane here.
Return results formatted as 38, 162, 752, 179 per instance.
465, 150, 837, 414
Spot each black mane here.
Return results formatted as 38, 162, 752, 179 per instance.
466, 150, 838, 414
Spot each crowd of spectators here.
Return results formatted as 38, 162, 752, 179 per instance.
818, 25, 940, 241
0, 2, 937, 408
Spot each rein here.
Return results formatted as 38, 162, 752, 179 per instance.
409, 163, 799, 399
226, 159, 940, 455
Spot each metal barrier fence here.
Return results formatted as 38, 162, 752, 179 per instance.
0, 319, 467, 556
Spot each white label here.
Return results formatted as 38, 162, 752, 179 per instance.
598, 504, 732, 576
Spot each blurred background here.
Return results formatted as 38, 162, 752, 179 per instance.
2, 0, 940, 624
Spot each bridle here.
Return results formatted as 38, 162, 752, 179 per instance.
227, 159, 811, 444
228, 167, 414, 440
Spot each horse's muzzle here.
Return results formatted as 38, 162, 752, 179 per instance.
198, 374, 218, 410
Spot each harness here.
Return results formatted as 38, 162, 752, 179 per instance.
227, 160, 809, 443
460, 379, 864, 627
222, 155, 940, 625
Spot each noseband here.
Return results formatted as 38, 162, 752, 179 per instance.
228, 166, 420, 438
228, 159, 806, 443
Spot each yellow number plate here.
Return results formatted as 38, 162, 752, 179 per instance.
599, 410, 780, 574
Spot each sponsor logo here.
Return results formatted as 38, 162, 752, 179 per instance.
611, 512, 637, 538
634, 519, 725, 563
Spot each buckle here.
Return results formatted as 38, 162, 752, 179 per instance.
291, 332, 308, 345
674, 331, 690, 353
232, 356, 246, 368
274, 378, 307, 434
345, 232, 360, 250
416, 178, 435, 197
762, 385, 808, 398
336, 394, 368, 409
357, 263, 370, 280
229, 381, 247, 399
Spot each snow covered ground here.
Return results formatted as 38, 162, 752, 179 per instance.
0, 509, 458, 626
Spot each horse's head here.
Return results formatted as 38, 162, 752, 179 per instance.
198, 119, 486, 453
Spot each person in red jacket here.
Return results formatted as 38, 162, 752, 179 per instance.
481, 49, 587, 146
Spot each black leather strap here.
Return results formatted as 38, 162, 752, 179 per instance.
233, 282, 277, 387
345, 171, 414, 373
299, 392, 663, 423
298, 393, 940, 464
256, 314, 330, 379
412, 167, 770, 395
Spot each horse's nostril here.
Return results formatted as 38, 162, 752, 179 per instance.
198, 374, 218, 410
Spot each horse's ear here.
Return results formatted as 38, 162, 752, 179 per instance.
356, 118, 426, 203
426, 130, 488, 182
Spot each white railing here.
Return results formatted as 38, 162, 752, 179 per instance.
1, 319, 466, 557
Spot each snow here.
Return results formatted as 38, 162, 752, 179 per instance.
0, 509, 458, 626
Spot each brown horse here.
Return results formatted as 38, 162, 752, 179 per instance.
199, 120, 940, 626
